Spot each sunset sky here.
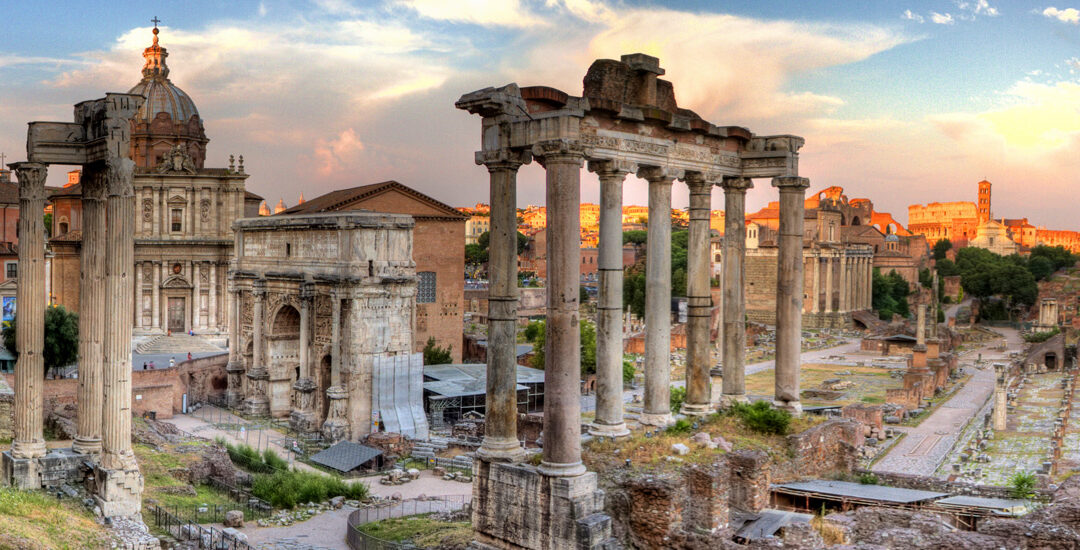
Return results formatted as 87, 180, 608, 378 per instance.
3, 1, 1080, 228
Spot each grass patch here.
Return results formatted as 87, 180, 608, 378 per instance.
744, 363, 893, 408
134, 443, 238, 510
218, 438, 286, 474
727, 401, 792, 435
251, 469, 370, 509
358, 516, 473, 547
0, 487, 106, 549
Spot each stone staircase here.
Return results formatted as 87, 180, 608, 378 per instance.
135, 334, 225, 355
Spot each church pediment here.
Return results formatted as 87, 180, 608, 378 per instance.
167, 194, 188, 204
161, 275, 192, 289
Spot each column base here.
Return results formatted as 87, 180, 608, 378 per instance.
638, 412, 674, 427
289, 410, 319, 436
773, 399, 803, 416
94, 462, 144, 518
72, 437, 102, 455
321, 420, 349, 444
243, 396, 270, 417
537, 460, 587, 478
471, 461, 617, 550
719, 394, 750, 409
588, 421, 630, 438
11, 439, 47, 460
679, 402, 712, 417
477, 436, 526, 463
226, 391, 244, 410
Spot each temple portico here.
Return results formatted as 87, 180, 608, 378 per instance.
457, 53, 804, 550
3, 93, 146, 518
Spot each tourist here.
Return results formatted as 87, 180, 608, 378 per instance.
169, 357, 175, 368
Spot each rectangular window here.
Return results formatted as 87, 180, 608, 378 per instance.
417, 271, 437, 303
171, 208, 183, 232
4, 262, 15, 280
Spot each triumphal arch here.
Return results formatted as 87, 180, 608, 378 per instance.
457, 54, 806, 549
2, 93, 145, 517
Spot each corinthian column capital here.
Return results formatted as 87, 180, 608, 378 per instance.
475, 148, 531, 171
720, 175, 753, 193
12, 162, 47, 201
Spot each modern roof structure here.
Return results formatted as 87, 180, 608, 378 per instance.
733, 509, 813, 541
424, 363, 545, 399
773, 480, 948, 506
934, 495, 1029, 516
309, 441, 383, 473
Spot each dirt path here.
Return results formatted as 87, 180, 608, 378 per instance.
872, 327, 1020, 476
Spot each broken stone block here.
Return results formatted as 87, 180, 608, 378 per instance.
712, 435, 733, 452
671, 443, 690, 456
224, 510, 244, 528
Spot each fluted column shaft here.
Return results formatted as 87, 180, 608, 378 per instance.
682, 174, 713, 416
244, 281, 270, 416
322, 290, 349, 442
589, 161, 631, 437
152, 263, 160, 329
811, 256, 820, 314
479, 153, 527, 461
330, 293, 341, 386
74, 166, 106, 454
535, 142, 585, 477
299, 286, 312, 380
102, 156, 138, 470
11, 162, 47, 459
720, 177, 752, 406
640, 167, 675, 427
824, 256, 834, 313
773, 177, 809, 415
839, 255, 848, 313
226, 284, 244, 409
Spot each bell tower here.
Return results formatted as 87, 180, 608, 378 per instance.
977, 180, 992, 223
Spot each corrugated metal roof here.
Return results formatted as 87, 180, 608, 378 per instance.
309, 441, 382, 473
735, 509, 812, 540
935, 495, 1028, 513
774, 480, 948, 504
423, 363, 544, 398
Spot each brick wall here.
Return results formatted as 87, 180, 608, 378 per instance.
745, 252, 779, 324
786, 418, 864, 478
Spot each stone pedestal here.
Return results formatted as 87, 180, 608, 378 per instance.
225, 360, 246, 409
321, 386, 349, 443
243, 368, 271, 417
471, 461, 618, 550
1, 451, 40, 490
289, 377, 319, 435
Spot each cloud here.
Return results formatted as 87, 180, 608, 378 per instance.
902, 10, 925, 23
1043, 6, 1080, 23
931, 12, 955, 24
956, 0, 999, 18
311, 129, 365, 176
395, 0, 544, 27
1068, 57, 1080, 72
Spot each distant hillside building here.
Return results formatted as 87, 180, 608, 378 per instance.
281, 181, 466, 362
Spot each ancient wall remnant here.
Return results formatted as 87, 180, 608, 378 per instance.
786, 419, 864, 478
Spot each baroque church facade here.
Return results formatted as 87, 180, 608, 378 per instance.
49, 27, 262, 334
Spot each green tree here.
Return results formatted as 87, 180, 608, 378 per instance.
43, 212, 53, 239
524, 320, 544, 343
932, 239, 952, 261
935, 258, 959, 278
529, 320, 597, 376
623, 270, 647, 317
580, 285, 589, 304
464, 243, 487, 266
3, 305, 79, 377
622, 356, 636, 384
422, 337, 452, 365
871, 268, 911, 320
622, 230, 647, 246
476, 230, 528, 255
1027, 255, 1054, 281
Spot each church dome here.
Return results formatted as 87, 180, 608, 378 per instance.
885, 233, 900, 242
128, 25, 208, 170
128, 27, 200, 125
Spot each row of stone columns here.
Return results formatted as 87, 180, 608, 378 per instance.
809, 254, 872, 314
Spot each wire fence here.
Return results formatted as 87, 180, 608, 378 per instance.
188, 402, 329, 468
205, 477, 273, 516
345, 495, 472, 550
147, 504, 253, 550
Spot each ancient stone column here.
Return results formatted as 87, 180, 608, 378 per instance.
930, 270, 939, 338
192, 262, 202, 330
838, 255, 848, 314
478, 151, 527, 461
244, 280, 270, 416
152, 263, 161, 330
134, 262, 144, 329
73, 166, 106, 455
290, 282, 317, 434
10, 162, 47, 460
682, 172, 713, 416
640, 165, 675, 427
810, 256, 820, 314
824, 256, 834, 313
534, 140, 586, 477
322, 291, 349, 442
589, 160, 631, 437
209, 264, 218, 328
720, 177, 753, 406
226, 284, 245, 409
992, 364, 1007, 430
98, 155, 144, 516
773, 176, 809, 415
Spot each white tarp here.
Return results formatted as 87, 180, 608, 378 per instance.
373, 353, 429, 439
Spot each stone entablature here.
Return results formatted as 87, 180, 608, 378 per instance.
229, 212, 417, 442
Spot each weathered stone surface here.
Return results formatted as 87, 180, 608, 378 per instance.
0, 377, 12, 441
224, 510, 244, 528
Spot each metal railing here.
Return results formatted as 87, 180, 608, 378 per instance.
205, 477, 273, 517
345, 495, 471, 550
147, 504, 253, 550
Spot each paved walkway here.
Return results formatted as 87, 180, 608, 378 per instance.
872, 327, 1020, 476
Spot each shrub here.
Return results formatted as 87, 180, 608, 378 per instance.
1008, 472, 1036, 499
251, 469, 369, 509
665, 418, 693, 435
223, 442, 279, 474
1024, 327, 1060, 343
729, 401, 792, 435
669, 386, 686, 414
622, 357, 636, 384
857, 472, 879, 485
263, 448, 288, 471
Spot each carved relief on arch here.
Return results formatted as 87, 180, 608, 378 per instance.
240, 293, 253, 329
161, 274, 192, 289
